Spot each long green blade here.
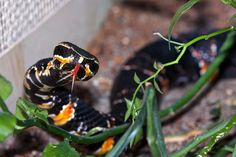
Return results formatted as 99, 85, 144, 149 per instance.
106, 87, 153, 157
146, 87, 167, 157
168, 0, 200, 40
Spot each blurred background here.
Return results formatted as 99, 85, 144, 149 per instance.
0, 0, 235, 156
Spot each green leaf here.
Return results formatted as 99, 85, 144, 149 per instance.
133, 73, 141, 84
15, 102, 28, 121
0, 112, 17, 142
132, 106, 138, 121
131, 98, 142, 121
232, 144, 236, 157
221, 0, 229, 4
124, 98, 133, 121
146, 87, 167, 157
43, 140, 80, 157
134, 97, 141, 110
153, 79, 163, 94
106, 87, 151, 157
0, 74, 12, 100
168, 0, 200, 40
16, 98, 48, 122
130, 128, 143, 147
0, 97, 9, 113
230, 13, 236, 21
153, 62, 163, 70
221, 0, 236, 8
153, 62, 158, 70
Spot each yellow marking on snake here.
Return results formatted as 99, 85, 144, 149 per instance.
85, 64, 93, 77
42, 61, 54, 76
38, 104, 51, 109
54, 55, 74, 64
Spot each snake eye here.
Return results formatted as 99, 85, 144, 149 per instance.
77, 59, 99, 81
76, 66, 86, 80
89, 61, 99, 75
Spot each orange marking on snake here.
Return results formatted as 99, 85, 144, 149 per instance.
51, 103, 75, 126
85, 65, 92, 77
95, 137, 114, 155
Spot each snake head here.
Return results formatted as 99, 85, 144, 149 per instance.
53, 42, 99, 82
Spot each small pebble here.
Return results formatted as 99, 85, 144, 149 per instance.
226, 88, 233, 96
121, 36, 130, 45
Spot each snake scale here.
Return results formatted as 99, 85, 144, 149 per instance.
23, 31, 236, 155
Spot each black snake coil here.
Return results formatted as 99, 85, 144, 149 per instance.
23, 31, 236, 155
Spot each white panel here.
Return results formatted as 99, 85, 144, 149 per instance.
0, 0, 113, 111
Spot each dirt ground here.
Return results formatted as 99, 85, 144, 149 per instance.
1, 0, 236, 156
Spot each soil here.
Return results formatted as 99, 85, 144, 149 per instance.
1, 0, 236, 156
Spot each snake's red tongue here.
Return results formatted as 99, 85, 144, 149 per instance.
72, 64, 80, 78
71, 64, 80, 92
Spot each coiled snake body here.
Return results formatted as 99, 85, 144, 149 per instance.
23, 32, 236, 154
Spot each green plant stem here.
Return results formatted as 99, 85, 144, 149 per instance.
18, 119, 129, 145
170, 114, 236, 157
0, 97, 10, 113
130, 27, 235, 121
153, 32, 184, 46
184, 26, 235, 47
160, 29, 236, 118
197, 113, 236, 156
